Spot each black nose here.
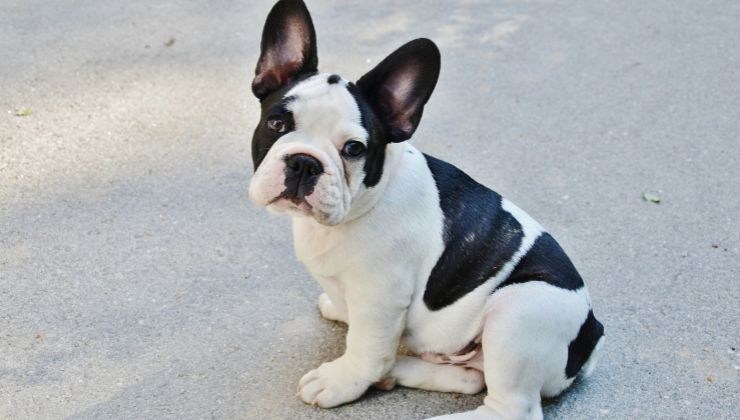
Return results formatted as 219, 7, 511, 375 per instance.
283, 154, 324, 200
286, 154, 323, 176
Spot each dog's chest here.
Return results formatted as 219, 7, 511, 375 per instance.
292, 221, 356, 277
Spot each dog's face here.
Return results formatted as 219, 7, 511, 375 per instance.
248, 0, 440, 225
249, 73, 379, 226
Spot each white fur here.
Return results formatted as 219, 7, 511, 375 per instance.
387, 356, 485, 395
293, 142, 440, 406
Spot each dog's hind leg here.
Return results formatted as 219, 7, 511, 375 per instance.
429, 282, 592, 420
380, 356, 484, 394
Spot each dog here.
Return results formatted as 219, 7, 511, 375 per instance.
248, 1, 604, 418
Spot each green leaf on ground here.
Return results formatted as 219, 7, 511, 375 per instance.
14, 108, 33, 117
643, 192, 661, 203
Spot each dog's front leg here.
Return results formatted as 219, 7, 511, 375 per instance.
297, 277, 408, 408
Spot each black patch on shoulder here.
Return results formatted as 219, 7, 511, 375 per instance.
346, 82, 386, 187
565, 310, 604, 378
327, 74, 341, 84
422, 154, 524, 310
495, 233, 585, 291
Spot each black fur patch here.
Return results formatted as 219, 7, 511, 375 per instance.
422, 154, 524, 310
346, 82, 386, 187
327, 74, 341, 84
565, 310, 604, 378
495, 233, 585, 291
251, 81, 307, 170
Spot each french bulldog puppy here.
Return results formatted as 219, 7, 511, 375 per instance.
248, 1, 604, 419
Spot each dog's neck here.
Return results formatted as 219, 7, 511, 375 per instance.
343, 142, 404, 223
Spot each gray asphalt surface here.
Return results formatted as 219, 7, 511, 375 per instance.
2, 0, 739, 419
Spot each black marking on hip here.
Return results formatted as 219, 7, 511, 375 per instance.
422, 154, 524, 311
565, 309, 604, 378
495, 233, 585, 292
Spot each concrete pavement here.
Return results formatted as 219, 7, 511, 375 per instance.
1, 0, 738, 418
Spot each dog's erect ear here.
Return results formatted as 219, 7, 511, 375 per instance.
252, 0, 318, 100
356, 38, 440, 143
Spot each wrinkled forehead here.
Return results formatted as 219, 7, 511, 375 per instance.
284, 73, 368, 142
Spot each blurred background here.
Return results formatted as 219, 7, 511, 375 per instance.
1, 0, 738, 418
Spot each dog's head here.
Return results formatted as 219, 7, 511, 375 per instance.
248, 0, 440, 225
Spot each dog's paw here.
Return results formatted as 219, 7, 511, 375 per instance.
317, 293, 347, 323
297, 357, 372, 408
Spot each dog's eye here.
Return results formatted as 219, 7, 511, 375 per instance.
266, 116, 286, 133
342, 140, 366, 158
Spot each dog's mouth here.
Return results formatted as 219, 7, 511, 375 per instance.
267, 193, 314, 214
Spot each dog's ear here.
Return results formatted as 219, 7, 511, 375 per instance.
252, 0, 318, 100
356, 38, 440, 143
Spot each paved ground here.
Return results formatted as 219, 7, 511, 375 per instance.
1, 0, 738, 419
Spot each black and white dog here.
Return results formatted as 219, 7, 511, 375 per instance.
248, 1, 604, 418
